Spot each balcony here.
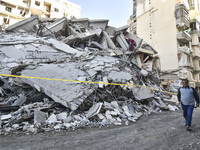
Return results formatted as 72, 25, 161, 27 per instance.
190, 30, 200, 37
190, 20, 200, 37
177, 31, 191, 43
178, 46, 190, 54
193, 59, 200, 72
175, 3, 190, 30
192, 47, 200, 58
1, 0, 29, 9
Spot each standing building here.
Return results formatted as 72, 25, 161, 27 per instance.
0, 0, 81, 29
128, 0, 200, 90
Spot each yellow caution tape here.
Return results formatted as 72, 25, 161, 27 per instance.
0, 74, 177, 95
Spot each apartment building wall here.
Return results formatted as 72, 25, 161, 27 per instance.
136, 0, 179, 71
0, 0, 81, 28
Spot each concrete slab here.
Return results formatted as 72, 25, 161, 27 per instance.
108, 71, 132, 82
131, 86, 154, 100
21, 63, 96, 110
6, 15, 39, 32
85, 102, 103, 118
13, 95, 27, 106
0, 46, 26, 59
34, 109, 46, 124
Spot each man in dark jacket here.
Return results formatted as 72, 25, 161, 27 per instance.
177, 79, 199, 131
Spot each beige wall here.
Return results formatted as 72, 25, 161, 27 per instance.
136, 0, 178, 71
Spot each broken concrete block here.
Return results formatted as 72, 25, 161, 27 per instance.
1, 114, 12, 121
108, 71, 132, 82
57, 112, 68, 121
116, 33, 129, 50
85, 102, 103, 118
47, 114, 57, 124
54, 124, 63, 130
63, 116, 72, 123
34, 84, 42, 92
104, 102, 114, 110
43, 17, 67, 36
111, 101, 123, 113
105, 110, 113, 120
47, 38, 80, 55
13, 94, 27, 106
114, 25, 129, 35
34, 109, 46, 124
63, 123, 72, 128
132, 87, 154, 100
140, 69, 149, 77
168, 104, 179, 111
62, 29, 102, 45
110, 111, 118, 116
103, 31, 117, 49
97, 113, 105, 120
6, 15, 39, 32
122, 106, 132, 117
163, 95, 179, 106
89, 19, 109, 30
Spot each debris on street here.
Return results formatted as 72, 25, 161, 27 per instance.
0, 16, 179, 135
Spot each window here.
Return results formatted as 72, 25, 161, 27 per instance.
190, 22, 196, 30
23, 0, 28, 3
175, 9, 180, 19
189, 0, 194, 7
35, 1, 40, 6
5, 7, 12, 12
3, 18, 9, 24
54, 8, 59, 12
184, 10, 189, 20
44, 5, 50, 12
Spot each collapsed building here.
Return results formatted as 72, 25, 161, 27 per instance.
0, 15, 179, 135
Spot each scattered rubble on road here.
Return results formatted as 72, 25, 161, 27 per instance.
0, 15, 179, 135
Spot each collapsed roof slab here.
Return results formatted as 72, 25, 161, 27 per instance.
62, 28, 102, 45
89, 19, 109, 30
42, 17, 67, 36
20, 63, 95, 110
5, 15, 39, 32
70, 18, 89, 27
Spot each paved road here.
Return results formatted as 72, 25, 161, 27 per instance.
1, 108, 200, 150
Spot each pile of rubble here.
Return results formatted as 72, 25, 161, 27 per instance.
0, 15, 179, 135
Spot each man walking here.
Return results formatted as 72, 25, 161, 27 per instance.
177, 78, 199, 131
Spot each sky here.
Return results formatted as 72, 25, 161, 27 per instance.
69, 0, 133, 28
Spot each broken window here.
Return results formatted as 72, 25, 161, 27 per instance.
54, 8, 59, 12
35, 1, 40, 6
5, 7, 12, 12
3, 18, 9, 24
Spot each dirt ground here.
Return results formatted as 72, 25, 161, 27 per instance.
1, 108, 200, 150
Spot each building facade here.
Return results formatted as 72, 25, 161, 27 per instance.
0, 0, 81, 29
128, 0, 200, 90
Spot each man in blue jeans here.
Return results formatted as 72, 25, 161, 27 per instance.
177, 78, 199, 131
